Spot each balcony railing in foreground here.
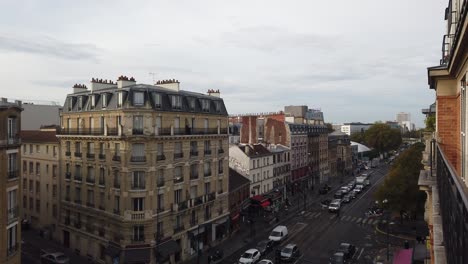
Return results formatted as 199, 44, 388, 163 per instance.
436, 144, 468, 264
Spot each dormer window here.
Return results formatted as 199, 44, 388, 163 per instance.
102, 94, 107, 108
90, 95, 95, 109
189, 98, 196, 110
67, 97, 73, 111
118, 92, 123, 108
214, 101, 220, 112
134, 92, 144, 106
171, 95, 182, 110
201, 99, 210, 112
153, 93, 161, 108
77, 97, 83, 111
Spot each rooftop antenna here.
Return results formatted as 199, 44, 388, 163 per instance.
149, 72, 156, 84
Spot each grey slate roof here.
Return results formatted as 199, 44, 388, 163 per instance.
63, 84, 228, 116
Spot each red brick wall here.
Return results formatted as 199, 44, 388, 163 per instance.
240, 116, 258, 144
264, 118, 288, 145
437, 95, 461, 174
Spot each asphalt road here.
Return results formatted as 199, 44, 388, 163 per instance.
225, 164, 391, 264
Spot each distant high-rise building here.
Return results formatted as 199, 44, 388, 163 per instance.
396, 112, 411, 123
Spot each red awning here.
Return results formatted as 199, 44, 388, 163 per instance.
231, 213, 240, 221
260, 200, 271, 208
251, 195, 266, 202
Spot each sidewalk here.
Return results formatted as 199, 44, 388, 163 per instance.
376, 219, 428, 241
182, 175, 349, 264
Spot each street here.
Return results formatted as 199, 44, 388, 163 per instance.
221, 164, 392, 264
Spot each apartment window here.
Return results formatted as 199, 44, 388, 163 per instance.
22, 196, 25, 209
87, 167, 95, 183
23, 145, 26, 153
87, 142, 94, 154
22, 179, 26, 190
174, 166, 183, 183
99, 192, 105, 209
115, 143, 121, 157
46, 145, 49, 154
175, 215, 182, 229
52, 185, 57, 198
117, 92, 123, 107
87, 190, 94, 206
75, 165, 82, 180
132, 171, 145, 190
204, 162, 211, 177
133, 198, 144, 211
99, 168, 105, 185
77, 97, 83, 111
174, 189, 182, 204
113, 170, 120, 188
114, 196, 120, 213
66, 141, 71, 153
204, 140, 211, 155
8, 153, 17, 178
157, 169, 164, 187
36, 181, 40, 194
201, 99, 210, 112
75, 142, 81, 154
156, 221, 163, 238
133, 225, 144, 241
190, 141, 198, 155
218, 179, 223, 193
65, 186, 70, 200
204, 182, 211, 195
204, 118, 208, 131
35, 162, 40, 175
133, 92, 144, 106
36, 199, 40, 213
99, 143, 104, 155
75, 187, 81, 202
190, 164, 199, 179
174, 142, 183, 159
7, 225, 17, 256
157, 143, 164, 160
214, 101, 221, 112
29, 197, 33, 210
36, 145, 40, 153
171, 95, 182, 109
46, 164, 49, 174
52, 205, 57, 218
133, 115, 144, 134
190, 186, 198, 199
7, 117, 17, 139
7, 189, 17, 220
29, 162, 33, 174
157, 194, 164, 211
204, 205, 211, 220
189, 98, 196, 110
155, 116, 161, 135
153, 93, 161, 108
218, 159, 224, 174
131, 143, 145, 162
102, 94, 107, 108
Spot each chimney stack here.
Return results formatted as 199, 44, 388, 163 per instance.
90, 78, 117, 91
155, 79, 180, 92
73, 84, 88, 94
117, 75, 136, 89
207, 89, 220, 98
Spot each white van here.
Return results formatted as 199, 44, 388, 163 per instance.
268, 225, 288, 242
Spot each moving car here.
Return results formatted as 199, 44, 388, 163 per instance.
40, 252, 70, 264
320, 199, 331, 209
338, 243, 356, 259
340, 187, 350, 194
342, 194, 351, 203
354, 186, 362, 193
280, 244, 300, 262
268, 225, 288, 242
328, 199, 341, 213
256, 240, 274, 256
239, 249, 261, 264
258, 260, 274, 264
349, 190, 357, 199
334, 191, 344, 199
329, 252, 346, 264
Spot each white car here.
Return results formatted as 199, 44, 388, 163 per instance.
258, 260, 274, 264
40, 252, 70, 264
328, 199, 342, 212
239, 248, 261, 264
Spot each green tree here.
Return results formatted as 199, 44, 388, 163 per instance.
350, 132, 366, 143
425, 114, 435, 132
325, 123, 335, 133
374, 143, 427, 217
364, 123, 402, 153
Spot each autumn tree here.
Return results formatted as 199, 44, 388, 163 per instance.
364, 123, 402, 153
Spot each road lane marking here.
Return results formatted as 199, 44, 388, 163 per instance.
305, 212, 312, 217
374, 220, 380, 225
368, 219, 374, 225
329, 214, 336, 220
352, 216, 357, 222
313, 212, 321, 218
362, 219, 368, 224
356, 218, 362, 224
357, 248, 365, 259
382, 220, 387, 224
343, 216, 350, 221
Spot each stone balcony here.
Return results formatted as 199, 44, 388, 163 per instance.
123, 210, 152, 221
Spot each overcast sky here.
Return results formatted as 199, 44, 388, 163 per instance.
0, 0, 447, 127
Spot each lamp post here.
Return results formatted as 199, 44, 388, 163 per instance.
382, 199, 390, 261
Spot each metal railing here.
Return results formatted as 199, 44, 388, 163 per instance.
7, 206, 18, 223
74, 152, 82, 157
112, 155, 121, 162
6, 243, 18, 256
99, 154, 106, 160
156, 154, 166, 161
7, 170, 18, 179
86, 153, 95, 159
132, 128, 144, 135
0, 137, 21, 147
130, 156, 146, 162
436, 144, 468, 263
173, 153, 183, 159
190, 151, 198, 157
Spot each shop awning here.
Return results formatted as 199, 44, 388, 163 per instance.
156, 240, 181, 259
260, 200, 271, 208
124, 248, 151, 263
251, 195, 267, 202
231, 213, 240, 221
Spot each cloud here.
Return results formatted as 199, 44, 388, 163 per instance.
0, 34, 101, 61
214, 26, 340, 52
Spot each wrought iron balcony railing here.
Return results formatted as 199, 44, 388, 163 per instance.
130, 156, 146, 162
436, 143, 468, 263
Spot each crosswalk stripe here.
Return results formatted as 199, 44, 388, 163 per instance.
305, 212, 312, 217
313, 212, 321, 218
329, 215, 336, 220
362, 219, 368, 224
382, 220, 387, 224
368, 219, 375, 225
374, 220, 380, 225
345, 216, 352, 221
352, 216, 357, 222
356, 218, 362, 224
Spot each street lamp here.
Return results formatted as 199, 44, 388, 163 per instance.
382, 199, 392, 261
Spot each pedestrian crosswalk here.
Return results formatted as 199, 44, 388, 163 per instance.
301, 211, 382, 226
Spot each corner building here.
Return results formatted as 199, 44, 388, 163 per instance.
0, 98, 22, 264
58, 77, 230, 263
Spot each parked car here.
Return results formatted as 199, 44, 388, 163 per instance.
349, 190, 357, 199
320, 199, 331, 209
280, 244, 300, 262
328, 199, 341, 213
354, 186, 362, 193
269, 225, 288, 242
258, 260, 274, 264
40, 252, 70, 264
340, 186, 350, 194
334, 191, 344, 199
338, 243, 356, 259
329, 251, 347, 264
342, 194, 351, 203
319, 184, 332, 194
256, 240, 274, 256
239, 249, 261, 264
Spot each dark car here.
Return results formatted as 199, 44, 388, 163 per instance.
329, 252, 347, 264
320, 199, 331, 209
256, 240, 274, 256
319, 184, 332, 194
337, 243, 356, 259
334, 191, 344, 199
280, 244, 300, 262
342, 194, 351, 203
